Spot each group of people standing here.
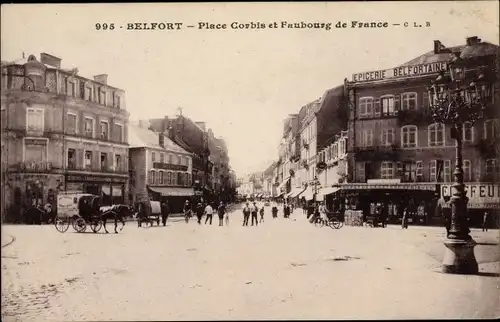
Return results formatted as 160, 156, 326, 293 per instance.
183, 200, 229, 226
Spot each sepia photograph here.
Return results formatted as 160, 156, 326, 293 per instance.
1, 1, 499, 320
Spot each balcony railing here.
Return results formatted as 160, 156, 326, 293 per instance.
397, 109, 434, 125
354, 145, 399, 161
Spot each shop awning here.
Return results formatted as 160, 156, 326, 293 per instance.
302, 187, 314, 201
340, 182, 437, 191
317, 186, 340, 198
288, 188, 306, 198
148, 186, 195, 197
278, 177, 291, 190
276, 192, 284, 198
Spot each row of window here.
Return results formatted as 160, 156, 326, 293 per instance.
360, 120, 498, 148
25, 108, 125, 143
151, 151, 190, 166
64, 76, 122, 109
359, 93, 421, 118
148, 170, 192, 186
67, 149, 124, 172
318, 137, 348, 163
358, 159, 499, 182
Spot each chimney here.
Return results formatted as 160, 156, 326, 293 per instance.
159, 133, 165, 148
434, 40, 443, 54
40, 53, 62, 68
163, 116, 169, 133
94, 74, 108, 85
466, 36, 481, 46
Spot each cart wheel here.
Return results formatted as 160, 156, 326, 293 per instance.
331, 218, 342, 229
90, 220, 102, 233
74, 218, 87, 233
54, 216, 70, 233
366, 221, 374, 228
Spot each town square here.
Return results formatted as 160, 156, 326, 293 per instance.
1, 2, 500, 321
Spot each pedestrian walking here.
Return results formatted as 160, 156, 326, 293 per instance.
482, 211, 489, 232
402, 207, 409, 229
184, 200, 192, 224
243, 202, 250, 226
250, 201, 258, 226
204, 202, 214, 225
161, 201, 170, 226
271, 203, 278, 219
217, 201, 226, 226
259, 206, 265, 223
196, 202, 204, 224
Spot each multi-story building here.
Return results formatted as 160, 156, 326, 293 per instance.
148, 115, 213, 200
262, 161, 277, 197
207, 128, 231, 202
296, 99, 321, 202
128, 121, 193, 213
277, 114, 300, 197
344, 36, 499, 225
1, 53, 129, 222
313, 85, 350, 209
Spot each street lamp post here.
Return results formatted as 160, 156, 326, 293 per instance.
428, 53, 494, 274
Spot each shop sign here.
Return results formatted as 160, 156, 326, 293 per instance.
153, 162, 188, 172
66, 175, 127, 183
441, 183, 500, 208
352, 61, 448, 83
18, 161, 53, 172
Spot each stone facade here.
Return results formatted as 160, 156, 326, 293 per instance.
1, 53, 129, 222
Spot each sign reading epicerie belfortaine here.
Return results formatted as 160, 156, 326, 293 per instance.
352, 61, 448, 83
441, 183, 500, 209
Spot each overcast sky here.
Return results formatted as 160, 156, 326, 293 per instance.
2, 2, 498, 177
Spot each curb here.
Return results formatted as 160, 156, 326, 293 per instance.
1, 235, 16, 248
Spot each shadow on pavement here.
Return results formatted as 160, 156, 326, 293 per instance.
477, 272, 500, 277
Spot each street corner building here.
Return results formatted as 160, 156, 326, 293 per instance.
128, 121, 194, 213
1, 53, 130, 223
344, 36, 500, 227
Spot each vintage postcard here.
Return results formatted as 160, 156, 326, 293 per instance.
1, 1, 499, 321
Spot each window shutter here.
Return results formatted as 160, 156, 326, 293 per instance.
93, 151, 99, 171
76, 149, 83, 169
79, 81, 85, 99
423, 92, 429, 110
79, 111, 85, 135
396, 162, 403, 176
107, 152, 113, 171
374, 98, 381, 117
394, 94, 401, 112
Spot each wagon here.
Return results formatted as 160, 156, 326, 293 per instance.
54, 192, 103, 233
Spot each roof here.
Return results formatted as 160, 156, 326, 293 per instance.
128, 124, 190, 154
400, 42, 499, 66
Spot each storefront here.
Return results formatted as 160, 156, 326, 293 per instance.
148, 186, 195, 213
339, 181, 438, 225
440, 183, 500, 228
4, 161, 64, 223
66, 174, 128, 206
316, 186, 340, 210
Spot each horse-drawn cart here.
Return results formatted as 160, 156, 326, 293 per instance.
54, 193, 103, 233
136, 200, 162, 227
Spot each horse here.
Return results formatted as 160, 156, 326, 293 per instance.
99, 204, 134, 233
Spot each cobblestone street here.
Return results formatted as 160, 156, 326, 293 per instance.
2, 209, 500, 321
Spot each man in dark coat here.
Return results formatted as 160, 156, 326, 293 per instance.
161, 201, 170, 226
196, 202, 204, 224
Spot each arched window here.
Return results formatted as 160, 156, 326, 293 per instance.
166, 171, 172, 185
149, 170, 156, 185
428, 123, 445, 147
401, 125, 418, 148
159, 171, 164, 185
463, 122, 474, 143
171, 172, 177, 185
178, 172, 183, 185
484, 119, 499, 140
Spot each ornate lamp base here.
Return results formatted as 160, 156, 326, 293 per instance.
442, 238, 478, 274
